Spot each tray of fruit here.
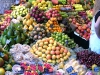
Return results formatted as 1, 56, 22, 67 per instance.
30, 37, 76, 65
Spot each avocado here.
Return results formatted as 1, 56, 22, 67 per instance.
16, 35, 21, 43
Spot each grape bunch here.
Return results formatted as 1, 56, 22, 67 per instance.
77, 50, 100, 69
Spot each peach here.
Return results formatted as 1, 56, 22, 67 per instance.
56, 47, 60, 50
43, 45, 48, 49
39, 42, 44, 47
38, 47, 43, 51
67, 51, 71, 56
64, 55, 68, 60
56, 59, 61, 63
52, 55, 56, 60
56, 55, 60, 59
60, 54, 63, 58
42, 49, 46, 53
50, 50, 55, 55
55, 50, 60, 55
64, 49, 68, 54
46, 50, 50, 54
46, 55, 51, 59
47, 47, 52, 51
60, 58, 64, 62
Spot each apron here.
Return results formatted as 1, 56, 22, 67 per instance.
89, 13, 100, 54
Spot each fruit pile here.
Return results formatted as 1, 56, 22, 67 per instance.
45, 9, 62, 20
30, 37, 71, 64
76, 24, 90, 40
46, 17, 62, 32
77, 50, 100, 69
0, 22, 29, 50
0, 15, 11, 35
64, 58, 86, 75
29, 24, 47, 41
32, 0, 53, 10
73, 4, 84, 11
30, 6, 45, 23
11, 6, 28, 18
0, 45, 14, 75
51, 32, 76, 48
23, 13, 36, 32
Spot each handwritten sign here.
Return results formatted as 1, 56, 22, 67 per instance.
0, 0, 15, 14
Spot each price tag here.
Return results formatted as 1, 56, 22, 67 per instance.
66, 66, 74, 73
70, 72, 78, 75
94, 67, 100, 72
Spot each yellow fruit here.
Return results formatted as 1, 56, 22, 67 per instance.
26, 20, 32, 26
25, 13, 30, 19
37, 52, 42, 57
43, 45, 48, 49
48, 44, 52, 47
38, 47, 43, 51
38, 3, 42, 7
67, 51, 71, 56
42, 49, 46, 53
52, 55, 56, 60
23, 19, 27, 25
56, 60, 61, 63
47, 60, 52, 63
49, 39, 54, 44
41, 0, 45, 4
30, 18, 34, 23
52, 60, 56, 64
42, 54, 46, 58
59, 62, 64, 69
43, 58, 47, 62
60, 58, 64, 62
34, 3, 38, 6
32, 1, 36, 5
64, 55, 68, 60
29, 25, 33, 31
30, 48, 34, 53
23, 25, 28, 30
44, 41, 48, 45
0, 68, 5, 75
39, 42, 44, 47
47, 47, 52, 51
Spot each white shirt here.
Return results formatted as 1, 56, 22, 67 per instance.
89, 13, 100, 54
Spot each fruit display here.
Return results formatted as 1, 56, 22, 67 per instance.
51, 32, 76, 48
52, 5, 63, 11
75, 24, 90, 40
73, 4, 84, 11
23, 13, 36, 33
11, 6, 28, 18
46, 17, 62, 32
0, 0, 97, 74
86, 9, 93, 20
30, 37, 71, 64
32, 0, 53, 10
0, 15, 11, 35
77, 50, 100, 69
30, 6, 45, 23
0, 45, 14, 75
64, 58, 87, 75
59, 11, 68, 18
29, 24, 47, 41
45, 9, 62, 20
0, 22, 29, 50
69, 13, 91, 40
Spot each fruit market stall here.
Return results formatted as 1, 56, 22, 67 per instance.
0, 0, 100, 75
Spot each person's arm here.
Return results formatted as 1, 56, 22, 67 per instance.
94, 16, 100, 38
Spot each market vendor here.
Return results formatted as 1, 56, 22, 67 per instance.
89, 0, 100, 54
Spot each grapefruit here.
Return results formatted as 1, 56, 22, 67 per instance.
0, 68, 5, 75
